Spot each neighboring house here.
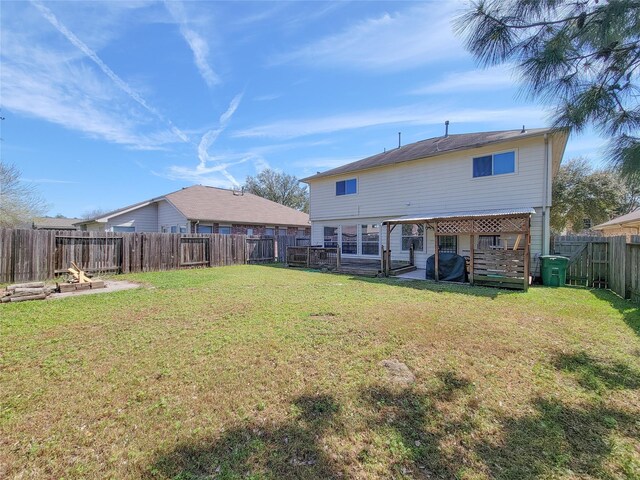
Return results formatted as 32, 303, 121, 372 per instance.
301, 128, 569, 277
74, 185, 310, 236
593, 209, 640, 237
32, 216, 81, 230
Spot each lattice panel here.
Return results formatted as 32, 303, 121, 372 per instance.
437, 220, 473, 234
474, 216, 528, 233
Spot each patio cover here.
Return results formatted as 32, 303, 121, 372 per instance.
381, 207, 533, 289
382, 207, 536, 225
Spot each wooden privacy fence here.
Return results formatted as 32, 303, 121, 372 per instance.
552, 235, 640, 304
552, 236, 609, 288
0, 229, 300, 283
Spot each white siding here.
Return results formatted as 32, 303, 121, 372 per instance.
309, 137, 546, 222
105, 203, 159, 232
83, 222, 105, 232
308, 136, 553, 271
158, 200, 187, 232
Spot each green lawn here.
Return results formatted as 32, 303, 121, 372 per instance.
1, 265, 639, 479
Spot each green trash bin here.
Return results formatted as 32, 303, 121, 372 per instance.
540, 255, 569, 286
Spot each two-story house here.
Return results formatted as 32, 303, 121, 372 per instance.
301, 128, 568, 281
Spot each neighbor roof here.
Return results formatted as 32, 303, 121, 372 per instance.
75, 185, 309, 227
383, 207, 536, 224
301, 128, 557, 181
165, 185, 309, 226
32, 216, 81, 230
593, 209, 640, 230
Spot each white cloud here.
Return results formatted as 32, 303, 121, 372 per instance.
563, 134, 608, 165
252, 157, 271, 172
165, 93, 246, 187
233, 104, 548, 140
253, 93, 282, 102
271, 3, 467, 71
293, 156, 361, 171
164, 1, 220, 87
410, 65, 519, 95
31, 0, 188, 143
1, 60, 176, 149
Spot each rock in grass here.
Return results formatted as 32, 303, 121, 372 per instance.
379, 359, 415, 385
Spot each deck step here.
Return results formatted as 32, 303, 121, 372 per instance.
336, 267, 380, 277
390, 265, 417, 275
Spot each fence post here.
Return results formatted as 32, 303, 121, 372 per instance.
306, 246, 310, 267
587, 241, 594, 287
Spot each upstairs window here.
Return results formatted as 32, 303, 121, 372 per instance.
473, 151, 515, 177
336, 178, 357, 196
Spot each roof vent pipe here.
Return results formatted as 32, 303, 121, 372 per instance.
398, 132, 401, 149
521, 125, 526, 133
445, 120, 449, 137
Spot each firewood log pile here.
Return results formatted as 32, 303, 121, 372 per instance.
59, 262, 105, 292
1, 282, 55, 303
1, 264, 106, 304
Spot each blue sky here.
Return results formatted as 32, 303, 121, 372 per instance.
1, 0, 605, 217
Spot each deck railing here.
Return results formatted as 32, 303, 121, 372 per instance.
286, 246, 340, 269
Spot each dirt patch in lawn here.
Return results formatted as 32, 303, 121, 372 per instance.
49, 280, 140, 299
380, 359, 416, 386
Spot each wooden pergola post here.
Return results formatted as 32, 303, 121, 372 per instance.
385, 222, 391, 276
523, 217, 531, 291
434, 221, 439, 282
469, 235, 474, 284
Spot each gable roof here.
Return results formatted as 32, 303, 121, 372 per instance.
165, 185, 309, 226
75, 185, 309, 227
301, 127, 561, 182
593, 209, 640, 230
32, 216, 81, 230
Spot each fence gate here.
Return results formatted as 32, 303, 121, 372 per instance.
552, 236, 609, 288
246, 238, 275, 263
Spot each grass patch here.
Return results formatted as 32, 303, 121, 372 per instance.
1, 265, 639, 479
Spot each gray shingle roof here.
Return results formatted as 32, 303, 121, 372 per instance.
593, 208, 640, 229
32, 217, 81, 229
75, 185, 310, 227
165, 185, 310, 226
301, 128, 554, 182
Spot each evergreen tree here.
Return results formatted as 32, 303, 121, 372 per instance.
457, 0, 640, 177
